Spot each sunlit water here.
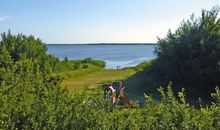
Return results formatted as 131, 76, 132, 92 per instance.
47, 44, 157, 69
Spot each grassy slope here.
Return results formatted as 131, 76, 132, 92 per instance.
59, 60, 211, 107
59, 62, 160, 106
123, 69, 159, 105
60, 68, 137, 95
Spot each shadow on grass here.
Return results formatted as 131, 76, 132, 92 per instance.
122, 68, 161, 106
123, 67, 214, 107
98, 67, 161, 107
99, 65, 214, 107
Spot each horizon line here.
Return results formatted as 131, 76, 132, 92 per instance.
46, 43, 157, 45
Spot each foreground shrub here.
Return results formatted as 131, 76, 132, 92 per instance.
0, 31, 219, 129
0, 74, 219, 129
143, 83, 220, 129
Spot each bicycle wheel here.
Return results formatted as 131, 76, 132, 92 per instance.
104, 88, 114, 111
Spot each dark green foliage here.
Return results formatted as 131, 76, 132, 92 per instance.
134, 59, 156, 71
142, 83, 220, 130
0, 32, 70, 129
82, 57, 106, 68
0, 56, 219, 129
63, 55, 68, 62
82, 57, 92, 63
154, 6, 220, 95
59, 58, 105, 71
0, 13, 219, 128
0, 31, 60, 73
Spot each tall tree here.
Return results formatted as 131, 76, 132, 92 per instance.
155, 6, 220, 94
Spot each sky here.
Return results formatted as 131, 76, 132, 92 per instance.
0, 0, 219, 44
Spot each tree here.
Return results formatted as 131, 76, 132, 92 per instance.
0, 31, 69, 129
154, 6, 220, 95
0, 31, 60, 73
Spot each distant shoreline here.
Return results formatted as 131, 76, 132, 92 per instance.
47, 43, 157, 45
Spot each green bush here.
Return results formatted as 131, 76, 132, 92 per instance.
153, 6, 220, 95
0, 66, 219, 129
135, 59, 156, 71
0, 29, 219, 129
0, 31, 60, 73
82, 57, 92, 63
59, 59, 105, 71
82, 57, 106, 68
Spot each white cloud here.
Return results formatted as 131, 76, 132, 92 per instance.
0, 16, 10, 22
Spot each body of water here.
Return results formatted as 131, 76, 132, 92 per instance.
47, 44, 157, 69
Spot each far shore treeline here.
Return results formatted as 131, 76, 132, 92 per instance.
0, 6, 219, 129
47, 43, 157, 45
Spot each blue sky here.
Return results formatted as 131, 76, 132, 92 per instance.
0, 0, 219, 43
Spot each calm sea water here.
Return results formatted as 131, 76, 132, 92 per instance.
47, 44, 157, 69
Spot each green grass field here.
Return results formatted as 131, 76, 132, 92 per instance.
60, 68, 135, 94
59, 63, 159, 106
